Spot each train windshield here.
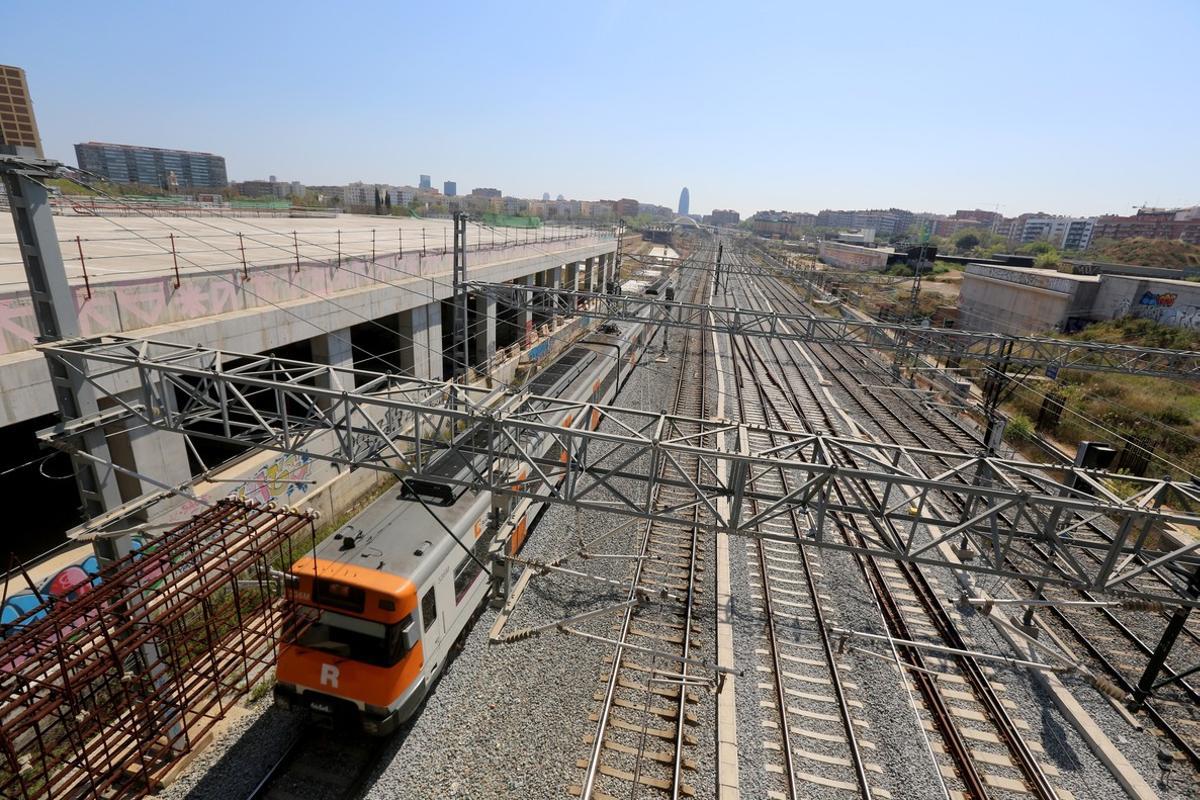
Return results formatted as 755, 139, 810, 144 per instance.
293, 607, 410, 667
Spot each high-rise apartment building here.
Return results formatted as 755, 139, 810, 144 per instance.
74, 142, 228, 189
678, 187, 689, 216
1019, 216, 1097, 251
443, 180, 456, 197
0, 65, 44, 158
1091, 207, 1200, 245
238, 177, 305, 199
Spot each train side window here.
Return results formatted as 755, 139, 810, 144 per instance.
421, 588, 437, 631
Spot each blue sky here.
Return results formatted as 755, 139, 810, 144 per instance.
4, 1, 1197, 217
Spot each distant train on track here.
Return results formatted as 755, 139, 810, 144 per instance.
273, 311, 656, 735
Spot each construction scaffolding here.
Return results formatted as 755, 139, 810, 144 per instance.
0, 498, 317, 800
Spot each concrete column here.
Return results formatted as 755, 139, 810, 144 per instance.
548, 267, 563, 321
564, 261, 579, 312
532, 270, 548, 327
397, 306, 423, 379
584, 256, 596, 294
399, 305, 444, 381
313, 327, 355, 408
472, 292, 497, 369
313, 328, 354, 377
110, 388, 191, 499
425, 301, 444, 381
513, 275, 534, 346
597, 251, 609, 292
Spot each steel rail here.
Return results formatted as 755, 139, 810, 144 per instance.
578, 255, 710, 800
733, 263, 995, 799
730, 334, 872, 798
726, 263, 990, 798
752, 269, 1200, 772
466, 280, 1200, 379
246, 725, 390, 800
732, 257, 1059, 799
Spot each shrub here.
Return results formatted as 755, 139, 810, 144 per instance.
1004, 413, 1034, 441
1034, 252, 1061, 269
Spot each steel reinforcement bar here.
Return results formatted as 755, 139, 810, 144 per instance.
0, 499, 317, 800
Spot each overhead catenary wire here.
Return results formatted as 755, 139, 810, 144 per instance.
18, 181, 706, 416
60, 168, 645, 387
40, 178, 712, 578
751, 246, 1200, 469
40, 181, 742, 453
41, 173, 519, 577
56, 170, 582, 388
53, 174, 717, 407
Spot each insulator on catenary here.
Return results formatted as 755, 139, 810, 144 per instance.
1121, 598, 1167, 613
1089, 674, 1128, 701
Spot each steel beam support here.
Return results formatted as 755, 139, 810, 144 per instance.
450, 211, 470, 378
1132, 563, 1200, 707
0, 157, 129, 561
35, 335, 1200, 607
464, 282, 1200, 379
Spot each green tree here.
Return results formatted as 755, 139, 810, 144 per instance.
954, 232, 981, 253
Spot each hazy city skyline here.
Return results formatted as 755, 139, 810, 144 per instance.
3, 1, 1197, 216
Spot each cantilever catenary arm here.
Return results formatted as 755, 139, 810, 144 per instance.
36, 335, 1200, 607
466, 281, 1200, 379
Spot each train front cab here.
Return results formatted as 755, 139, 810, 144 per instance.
274, 558, 427, 735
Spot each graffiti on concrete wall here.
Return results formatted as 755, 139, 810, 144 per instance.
0, 261, 396, 356
1132, 301, 1200, 330
1139, 291, 1177, 307
1, 537, 149, 637
1113, 289, 1200, 330
235, 452, 314, 505
967, 264, 1078, 295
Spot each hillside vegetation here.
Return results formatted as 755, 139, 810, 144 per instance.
1005, 318, 1200, 476
1080, 237, 1200, 268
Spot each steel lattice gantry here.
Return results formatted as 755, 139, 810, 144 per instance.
36, 335, 1200, 608
467, 281, 1200, 379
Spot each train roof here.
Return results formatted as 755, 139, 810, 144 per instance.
307, 478, 492, 592
301, 334, 627, 593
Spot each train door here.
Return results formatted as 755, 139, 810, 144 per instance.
419, 571, 449, 678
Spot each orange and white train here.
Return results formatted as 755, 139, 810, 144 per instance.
274, 316, 652, 734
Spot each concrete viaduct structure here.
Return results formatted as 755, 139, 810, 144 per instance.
0, 213, 617, 531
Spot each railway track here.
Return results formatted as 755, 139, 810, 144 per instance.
721, 252, 1062, 799
571, 259, 713, 800
246, 726, 388, 800
729, 336, 881, 799
747, 261, 1200, 779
